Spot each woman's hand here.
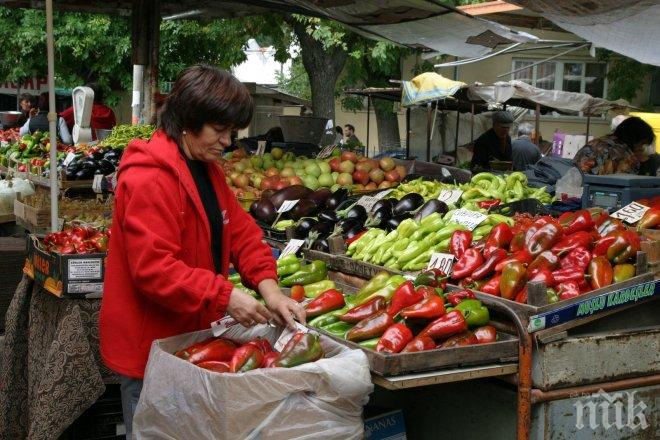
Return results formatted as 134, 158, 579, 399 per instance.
258, 279, 306, 329
226, 287, 273, 327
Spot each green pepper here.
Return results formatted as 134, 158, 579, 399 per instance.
354, 229, 386, 260
396, 240, 432, 265
321, 321, 354, 338
397, 218, 420, 239
303, 280, 336, 298
308, 306, 349, 328
358, 338, 380, 350
280, 260, 327, 287
355, 272, 391, 300
277, 254, 301, 277
546, 288, 559, 304
454, 299, 489, 327
275, 332, 324, 368
273, 219, 294, 231
356, 275, 406, 305
228, 272, 242, 284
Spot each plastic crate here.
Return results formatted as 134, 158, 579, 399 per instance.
488, 198, 551, 216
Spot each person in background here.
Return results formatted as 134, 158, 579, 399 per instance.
470, 111, 513, 171
610, 114, 628, 131
574, 116, 656, 175
16, 93, 37, 126
511, 122, 541, 171
344, 124, 361, 145
19, 92, 72, 144
60, 82, 116, 137
334, 125, 344, 145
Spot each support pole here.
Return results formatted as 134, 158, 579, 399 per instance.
46, 0, 58, 232
534, 103, 541, 146
131, 0, 160, 125
131, 65, 144, 125
426, 103, 432, 162
585, 115, 591, 141
470, 103, 475, 143
454, 109, 460, 163
366, 96, 371, 157
405, 107, 411, 159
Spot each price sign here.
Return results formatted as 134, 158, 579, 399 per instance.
316, 145, 335, 159
450, 209, 488, 231
256, 141, 266, 156
357, 195, 379, 212
426, 252, 455, 274
438, 189, 463, 206
279, 239, 305, 259
610, 202, 650, 224
92, 174, 104, 193
274, 322, 309, 352
374, 188, 394, 200
277, 199, 299, 214
211, 315, 239, 337
441, 167, 452, 178
62, 152, 77, 167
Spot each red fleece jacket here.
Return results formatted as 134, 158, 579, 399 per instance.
99, 130, 277, 378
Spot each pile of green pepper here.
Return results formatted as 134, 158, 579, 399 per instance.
98, 124, 155, 149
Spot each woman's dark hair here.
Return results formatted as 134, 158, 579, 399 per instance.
19, 93, 36, 106
37, 92, 50, 111
159, 65, 253, 145
613, 116, 655, 149
85, 82, 104, 103
335, 125, 343, 135
345, 124, 355, 132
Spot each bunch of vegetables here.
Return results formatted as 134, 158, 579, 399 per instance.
0, 127, 20, 143
277, 255, 335, 302
635, 197, 660, 231
174, 333, 324, 372
40, 224, 110, 254
0, 131, 68, 170
61, 146, 122, 180
450, 209, 642, 303
305, 270, 497, 353
98, 124, 155, 149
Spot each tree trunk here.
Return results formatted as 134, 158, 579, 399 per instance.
373, 99, 401, 153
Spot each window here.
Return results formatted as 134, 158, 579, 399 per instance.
512, 59, 607, 98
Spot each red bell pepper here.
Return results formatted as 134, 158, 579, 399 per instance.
637, 207, 660, 230
529, 267, 554, 286
514, 286, 528, 303
593, 234, 616, 257
551, 267, 585, 286
376, 323, 414, 353
187, 338, 237, 364
481, 274, 501, 296
588, 256, 613, 290
346, 229, 367, 245
500, 261, 526, 300
401, 336, 436, 353
261, 351, 279, 368
304, 289, 345, 318
525, 217, 563, 257
478, 199, 501, 209
419, 310, 468, 341
196, 360, 231, 373
558, 210, 594, 235
340, 296, 387, 323
346, 311, 394, 342
557, 281, 581, 301
290, 285, 305, 302
275, 332, 324, 368
439, 331, 478, 348
509, 231, 526, 253
589, 207, 609, 225
246, 338, 273, 355
483, 223, 513, 258
449, 230, 473, 259
387, 280, 424, 316
596, 217, 626, 237
416, 285, 440, 299
174, 337, 216, 360
551, 231, 593, 255
526, 251, 559, 279
495, 250, 533, 272
445, 289, 476, 306
400, 295, 446, 320
473, 325, 498, 344
229, 344, 264, 372
606, 230, 641, 264
471, 248, 507, 280
560, 246, 592, 270
451, 248, 484, 280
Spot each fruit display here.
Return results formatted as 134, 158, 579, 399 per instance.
40, 224, 110, 254
98, 124, 155, 149
0, 130, 68, 170
174, 332, 324, 372
306, 270, 497, 353
449, 209, 643, 303
0, 127, 20, 143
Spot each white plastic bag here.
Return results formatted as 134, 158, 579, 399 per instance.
133, 325, 373, 440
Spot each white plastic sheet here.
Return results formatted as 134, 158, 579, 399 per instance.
133, 324, 373, 440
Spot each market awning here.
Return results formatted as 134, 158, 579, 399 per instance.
401, 72, 467, 107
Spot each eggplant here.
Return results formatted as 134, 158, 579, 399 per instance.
80, 158, 99, 170
91, 151, 104, 161
392, 193, 425, 217
366, 206, 392, 227
99, 159, 116, 176
249, 199, 277, 224
414, 199, 449, 222
309, 221, 334, 239
344, 223, 366, 241
370, 198, 394, 216
75, 168, 94, 180
294, 218, 318, 239
288, 198, 318, 221
310, 238, 330, 252
325, 188, 349, 210
270, 185, 314, 209
309, 188, 332, 209
318, 210, 339, 224
342, 204, 368, 223
385, 214, 413, 232
335, 217, 363, 234
261, 189, 275, 200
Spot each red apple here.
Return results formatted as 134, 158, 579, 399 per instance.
288, 176, 303, 186
369, 168, 385, 184
353, 170, 370, 186
365, 182, 377, 190
395, 165, 407, 180
232, 174, 249, 189
341, 151, 358, 163
384, 170, 401, 182
355, 161, 372, 173
264, 167, 279, 177
339, 160, 355, 174
378, 181, 393, 189
273, 179, 288, 190
379, 157, 395, 172
328, 157, 341, 172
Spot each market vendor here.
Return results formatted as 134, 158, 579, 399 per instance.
16, 92, 37, 126
19, 92, 72, 144
60, 82, 116, 137
574, 116, 656, 175
99, 65, 305, 438
470, 110, 513, 171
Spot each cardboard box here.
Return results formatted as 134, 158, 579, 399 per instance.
23, 234, 105, 298
14, 198, 50, 227
364, 410, 407, 440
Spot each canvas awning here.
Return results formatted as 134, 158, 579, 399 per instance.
401, 72, 467, 107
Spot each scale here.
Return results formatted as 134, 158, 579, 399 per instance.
71, 86, 94, 144
582, 174, 660, 212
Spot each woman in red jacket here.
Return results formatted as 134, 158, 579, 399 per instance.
99, 65, 305, 438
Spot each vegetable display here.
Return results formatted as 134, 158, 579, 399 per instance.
98, 124, 155, 149
40, 225, 110, 254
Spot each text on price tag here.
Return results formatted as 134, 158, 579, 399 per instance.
62, 152, 77, 167
256, 140, 266, 156
274, 322, 309, 352
279, 239, 305, 259
427, 252, 455, 274
438, 189, 463, 206
610, 202, 651, 224
450, 209, 488, 231
277, 199, 299, 213
92, 174, 104, 193
211, 315, 239, 337
374, 188, 394, 200
357, 195, 379, 212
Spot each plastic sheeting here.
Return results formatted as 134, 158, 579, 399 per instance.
401, 72, 467, 107
133, 324, 373, 440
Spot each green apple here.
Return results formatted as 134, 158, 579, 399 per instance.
302, 175, 320, 190
318, 173, 333, 187
305, 163, 322, 177
318, 161, 331, 174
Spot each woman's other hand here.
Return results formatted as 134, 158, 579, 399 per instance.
258, 279, 306, 329
226, 288, 272, 327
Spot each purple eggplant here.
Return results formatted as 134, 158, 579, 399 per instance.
270, 185, 314, 209
325, 188, 349, 210
392, 193, 425, 217
294, 217, 318, 239
309, 188, 332, 209
288, 199, 318, 221
249, 199, 277, 224
413, 199, 449, 222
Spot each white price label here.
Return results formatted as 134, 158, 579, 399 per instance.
441, 167, 452, 178
357, 195, 379, 212
274, 322, 309, 352
316, 145, 335, 159
438, 189, 463, 205
279, 239, 305, 259
256, 141, 266, 156
426, 252, 455, 274
374, 188, 394, 200
610, 202, 650, 225
277, 199, 299, 213
450, 209, 488, 231
211, 315, 239, 337
92, 174, 103, 193
62, 152, 77, 167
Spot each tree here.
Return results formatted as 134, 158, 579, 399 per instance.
597, 50, 653, 103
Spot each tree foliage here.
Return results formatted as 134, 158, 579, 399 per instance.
597, 49, 652, 103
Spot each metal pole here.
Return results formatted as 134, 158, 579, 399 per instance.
426, 103, 432, 162
534, 104, 541, 146
470, 103, 475, 143
366, 96, 371, 157
405, 107, 411, 159
454, 109, 460, 163
585, 115, 591, 141
46, 0, 58, 232
132, 65, 144, 125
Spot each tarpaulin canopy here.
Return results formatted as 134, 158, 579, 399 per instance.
507, 0, 660, 66
401, 72, 467, 107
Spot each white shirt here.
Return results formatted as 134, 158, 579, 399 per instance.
19, 116, 73, 144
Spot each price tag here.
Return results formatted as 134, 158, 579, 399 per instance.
374, 188, 394, 200
279, 239, 305, 259
277, 199, 299, 213
427, 252, 455, 274
441, 167, 452, 178
438, 189, 463, 205
357, 195, 379, 212
110, 172, 118, 191
610, 202, 651, 224
256, 141, 266, 156
62, 152, 77, 167
211, 315, 239, 337
316, 145, 335, 159
450, 209, 488, 231
274, 322, 309, 352
92, 174, 103, 193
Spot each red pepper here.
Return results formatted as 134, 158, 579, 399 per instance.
418, 310, 468, 341
387, 281, 424, 316
346, 311, 394, 342
560, 246, 592, 270
606, 230, 641, 264
480, 274, 501, 296
229, 344, 264, 372
416, 285, 440, 299
304, 289, 345, 318
514, 286, 528, 304
473, 325, 498, 344
530, 267, 553, 286
589, 207, 609, 226
596, 217, 626, 237
261, 352, 279, 368
401, 336, 436, 353
557, 281, 581, 301
551, 231, 593, 255
458, 277, 475, 289
439, 330, 478, 348
196, 360, 231, 373
187, 338, 237, 364
509, 231, 526, 253
477, 199, 501, 209
551, 267, 585, 286
400, 295, 446, 320
451, 248, 484, 280
290, 285, 305, 302
526, 251, 559, 279
495, 250, 533, 272
246, 338, 274, 355
428, 268, 448, 290
346, 229, 367, 245
449, 230, 473, 259
588, 256, 613, 290
376, 323, 414, 353
445, 289, 476, 306
525, 217, 563, 257
500, 261, 526, 300
558, 210, 594, 235
471, 248, 507, 280
174, 337, 216, 360
637, 207, 660, 230
593, 234, 616, 257
340, 296, 387, 323
483, 223, 513, 258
